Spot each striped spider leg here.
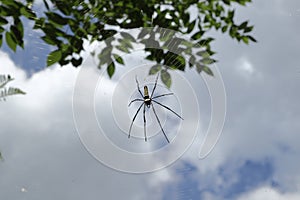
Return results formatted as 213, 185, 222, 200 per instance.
128, 73, 183, 143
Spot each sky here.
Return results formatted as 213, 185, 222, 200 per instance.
1, 0, 300, 199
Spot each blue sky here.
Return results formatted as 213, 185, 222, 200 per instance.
1, 0, 300, 199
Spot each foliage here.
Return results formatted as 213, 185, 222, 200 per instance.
0, 74, 26, 101
0, 0, 256, 87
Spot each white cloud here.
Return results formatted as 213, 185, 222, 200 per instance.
0, 51, 27, 83
2, 0, 300, 199
0, 51, 172, 200
159, 0, 300, 198
233, 57, 263, 82
237, 186, 300, 200
236, 57, 255, 75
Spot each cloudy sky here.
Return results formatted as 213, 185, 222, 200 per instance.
1, 0, 300, 199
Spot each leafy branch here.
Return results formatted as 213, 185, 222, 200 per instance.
0, 74, 26, 101
0, 0, 257, 87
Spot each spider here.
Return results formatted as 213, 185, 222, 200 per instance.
128, 73, 183, 143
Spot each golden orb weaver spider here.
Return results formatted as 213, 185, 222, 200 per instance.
128, 73, 183, 143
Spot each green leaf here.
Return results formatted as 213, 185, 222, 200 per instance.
149, 64, 162, 75
71, 37, 83, 53
46, 12, 68, 25
189, 55, 196, 67
0, 34, 2, 47
14, 18, 24, 38
191, 31, 202, 40
43, 0, 50, 10
113, 54, 124, 65
59, 58, 70, 66
203, 66, 214, 76
223, 0, 230, 5
116, 45, 130, 53
161, 69, 171, 88
197, 50, 210, 58
196, 63, 204, 73
201, 57, 217, 65
187, 20, 196, 33
20, 7, 36, 19
0, 0, 22, 9
71, 57, 83, 67
248, 35, 257, 42
173, 55, 186, 71
118, 38, 133, 49
99, 46, 113, 58
163, 51, 177, 66
0, 17, 8, 25
159, 29, 175, 42
0, 74, 13, 88
107, 62, 115, 78
120, 32, 135, 42
242, 36, 249, 44
55, 1, 71, 15
222, 25, 228, 33
41, 35, 57, 45
199, 37, 214, 46
47, 49, 62, 66
238, 21, 248, 30
5, 31, 17, 52
138, 28, 150, 39
33, 18, 45, 29
0, 87, 26, 100
10, 26, 23, 48
181, 40, 193, 48
244, 26, 253, 33
98, 53, 112, 66
11, 87, 26, 95
228, 10, 235, 21
100, 29, 117, 40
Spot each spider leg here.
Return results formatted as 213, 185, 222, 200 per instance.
152, 99, 184, 120
128, 98, 143, 107
143, 104, 147, 141
151, 104, 170, 143
128, 102, 144, 139
152, 93, 174, 99
135, 75, 144, 98
150, 73, 160, 98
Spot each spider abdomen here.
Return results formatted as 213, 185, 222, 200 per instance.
144, 98, 151, 107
